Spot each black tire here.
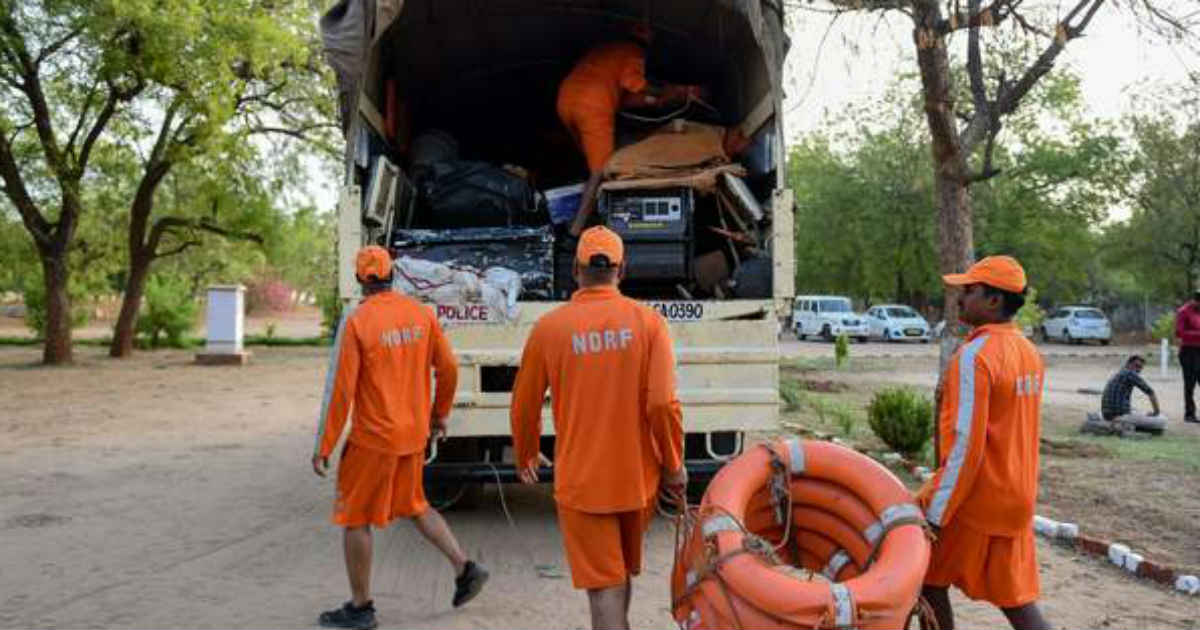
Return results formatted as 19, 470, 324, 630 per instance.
856, 336, 868, 343
1037, 327, 1048, 342
1065, 330, 1075, 345
796, 326, 807, 341
1101, 338, 1111, 346
822, 325, 834, 342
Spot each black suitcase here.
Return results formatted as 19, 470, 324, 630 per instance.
416, 160, 539, 229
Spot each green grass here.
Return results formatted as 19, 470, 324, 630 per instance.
781, 356, 900, 373
1045, 422, 1200, 471
780, 376, 875, 443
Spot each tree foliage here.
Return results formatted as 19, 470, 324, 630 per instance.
788, 68, 1117, 310
0, 0, 337, 362
1103, 80, 1200, 302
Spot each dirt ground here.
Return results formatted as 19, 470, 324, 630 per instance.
1, 346, 1198, 629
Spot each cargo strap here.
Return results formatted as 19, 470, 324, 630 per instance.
862, 502, 928, 570
830, 583, 857, 629
784, 437, 806, 475
822, 549, 852, 581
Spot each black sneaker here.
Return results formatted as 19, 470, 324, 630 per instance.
1185, 415, 1200, 424
452, 561, 489, 607
318, 601, 377, 630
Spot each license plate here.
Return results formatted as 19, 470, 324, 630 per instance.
645, 301, 705, 322
905, 328, 923, 335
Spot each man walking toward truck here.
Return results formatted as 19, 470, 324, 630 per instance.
312, 245, 488, 629
510, 226, 686, 629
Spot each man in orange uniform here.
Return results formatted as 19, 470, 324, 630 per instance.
312, 245, 488, 629
510, 226, 686, 629
919, 255, 1051, 630
558, 25, 700, 234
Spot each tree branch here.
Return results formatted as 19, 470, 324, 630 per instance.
0, 125, 52, 247
153, 240, 202, 259
966, 0, 989, 115
148, 215, 263, 260
35, 25, 83, 64
996, 0, 1106, 118
0, 12, 65, 178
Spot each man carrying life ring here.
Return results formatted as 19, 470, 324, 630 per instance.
919, 255, 1052, 630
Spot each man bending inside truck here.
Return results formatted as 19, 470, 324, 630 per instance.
1101, 354, 1161, 426
558, 23, 701, 235
510, 226, 686, 629
312, 245, 488, 629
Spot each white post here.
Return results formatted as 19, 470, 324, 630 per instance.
1161, 338, 1169, 379
197, 285, 249, 365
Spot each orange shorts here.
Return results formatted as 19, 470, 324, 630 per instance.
332, 443, 429, 528
556, 97, 615, 173
925, 519, 1040, 608
557, 504, 651, 590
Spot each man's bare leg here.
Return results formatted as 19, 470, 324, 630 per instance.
623, 579, 632, 621
1001, 603, 1051, 630
587, 583, 630, 630
412, 509, 467, 574
921, 585, 954, 630
343, 526, 373, 606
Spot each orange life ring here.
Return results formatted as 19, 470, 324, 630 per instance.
671, 438, 931, 629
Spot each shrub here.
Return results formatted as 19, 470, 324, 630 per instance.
245, 275, 295, 314
317, 286, 343, 339
834, 333, 849, 367
1015, 287, 1045, 335
135, 275, 198, 349
21, 275, 90, 337
1151, 311, 1175, 343
867, 387, 934, 457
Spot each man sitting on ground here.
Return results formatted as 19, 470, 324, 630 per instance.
1100, 354, 1161, 427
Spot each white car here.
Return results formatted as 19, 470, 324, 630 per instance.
866, 304, 931, 343
1041, 306, 1112, 345
793, 295, 870, 342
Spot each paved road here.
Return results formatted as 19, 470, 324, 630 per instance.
781, 335, 1153, 360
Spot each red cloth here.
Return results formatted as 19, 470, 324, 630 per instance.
1177, 303, 1200, 347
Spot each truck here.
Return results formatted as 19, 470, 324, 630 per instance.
320, 0, 793, 507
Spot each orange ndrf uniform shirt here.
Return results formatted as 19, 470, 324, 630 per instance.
918, 321, 1045, 607
511, 284, 682, 589
510, 285, 683, 513
315, 291, 458, 527
314, 291, 458, 459
556, 41, 648, 173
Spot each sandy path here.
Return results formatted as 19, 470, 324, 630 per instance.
1, 347, 1196, 629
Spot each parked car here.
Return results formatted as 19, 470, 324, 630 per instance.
793, 295, 870, 342
1041, 306, 1112, 345
865, 304, 931, 342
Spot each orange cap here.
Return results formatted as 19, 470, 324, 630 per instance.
356, 245, 392, 281
576, 226, 624, 268
942, 255, 1026, 293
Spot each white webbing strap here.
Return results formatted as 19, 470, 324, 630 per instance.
785, 437, 805, 476
830, 583, 856, 628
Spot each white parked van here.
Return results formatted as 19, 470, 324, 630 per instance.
792, 295, 869, 342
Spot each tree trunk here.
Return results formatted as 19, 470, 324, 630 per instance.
40, 252, 73, 365
911, 3, 976, 371
109, 253, 152, 358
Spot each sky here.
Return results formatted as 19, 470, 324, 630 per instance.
303, 2, 1199, 214
781, 1, 1198, 140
